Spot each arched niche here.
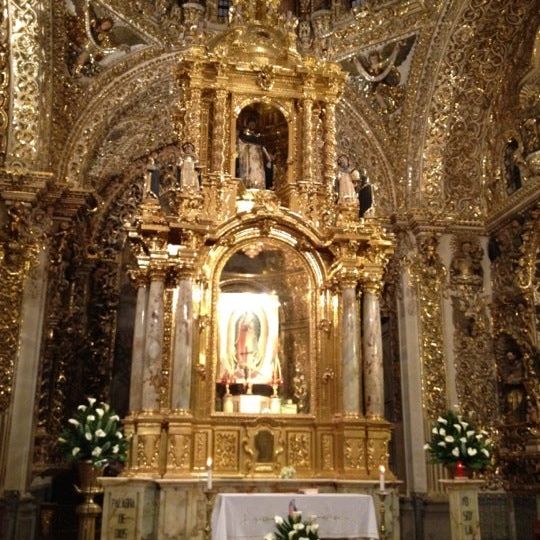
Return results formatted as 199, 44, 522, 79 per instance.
212, 238, 314, 415
235, 102, 289, 190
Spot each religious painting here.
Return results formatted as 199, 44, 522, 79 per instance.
217, 292, 281, 384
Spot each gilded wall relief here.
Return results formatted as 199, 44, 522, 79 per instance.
408, 234, 447, 418
5, 1, 50, 170
490, 206, 540, 490
449, 236, 497, 429
341, 35, 416, 118
417, 0, 537, 221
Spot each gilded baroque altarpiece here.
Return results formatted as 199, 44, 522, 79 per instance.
0, 0, 538, 496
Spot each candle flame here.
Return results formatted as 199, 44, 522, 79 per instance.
379, 465, 385, 474
206, 457, 213, 468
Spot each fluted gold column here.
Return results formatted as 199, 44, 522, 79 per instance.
129, 270, 149, 413
362, 280, 384, 419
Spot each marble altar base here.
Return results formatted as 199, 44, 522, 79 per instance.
99, 478, 401, 540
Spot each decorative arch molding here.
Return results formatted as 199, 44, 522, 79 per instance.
408, 0, 538, 221
58, 51, 183, 190
337, 94, 396, 214
404, 0, 466, 212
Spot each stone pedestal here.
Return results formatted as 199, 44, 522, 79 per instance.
99, 478, 157, 540
440, 479, 484, 540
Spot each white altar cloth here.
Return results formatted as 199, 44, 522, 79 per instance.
211, 493, 379, 540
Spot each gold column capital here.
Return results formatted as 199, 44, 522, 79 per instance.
128, 268, 149, 288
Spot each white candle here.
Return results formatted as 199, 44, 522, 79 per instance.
379, 465, 385, 492
206, 457, 213, 491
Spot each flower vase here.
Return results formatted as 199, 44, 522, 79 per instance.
75, 461, 104, 540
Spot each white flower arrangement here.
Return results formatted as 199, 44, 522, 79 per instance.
266, 510, 319, 540
424, 410, 492, 472
58, 397, 128, 467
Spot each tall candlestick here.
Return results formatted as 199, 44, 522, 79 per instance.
379, 465, 385, 492
206, 457, 213, 491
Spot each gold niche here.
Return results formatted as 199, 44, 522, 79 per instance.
124, 0, 394, 481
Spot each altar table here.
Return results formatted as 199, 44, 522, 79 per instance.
211, 493, 379, 540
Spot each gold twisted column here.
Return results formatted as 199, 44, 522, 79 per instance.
212, 87, 228, 173
323, 99, 337, 191
187, 85, 203, 154
302, 95, 314, 184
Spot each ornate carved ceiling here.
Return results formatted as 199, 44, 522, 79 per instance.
4, 0, 537, 226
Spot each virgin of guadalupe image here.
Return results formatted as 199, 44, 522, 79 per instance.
233, 311, 263, 379
237, 118, 274, 189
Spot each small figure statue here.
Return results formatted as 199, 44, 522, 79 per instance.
237, 118, 273, 190
336, 154, 360, 203
70, 16, 115, 77
177, 142, 200, 191
358, 170, 374, 217
450, 240, 483, 282
145, 155, 160, 197
504, 138, 523, 194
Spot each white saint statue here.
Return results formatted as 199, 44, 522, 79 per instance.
178, 142, 200, 191
336, 154, 360, 203
237, 119, 273, 189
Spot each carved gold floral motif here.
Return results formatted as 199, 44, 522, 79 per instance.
409, 234, 447, 417
215, 432, 238, 471
344, 438, 364, 470
287, 433, 311, 469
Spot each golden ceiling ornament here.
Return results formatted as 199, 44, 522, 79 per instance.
6, 0, 51, 171
414, 0, 536, 222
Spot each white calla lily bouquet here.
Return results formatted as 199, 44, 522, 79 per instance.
424, 410, 493, 472
58, 397, 128, 467
265, 510, 319, 540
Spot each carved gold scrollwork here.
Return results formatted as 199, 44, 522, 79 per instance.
0, 201, 43, 412
408, 234, 447, 417
0, 5, 8, 165
287, 432, 312, 469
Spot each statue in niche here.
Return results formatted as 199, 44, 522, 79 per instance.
450, 240, 483, 282
503, 350, 527, 422
504, 138, 523, 194
335, 155, 360, 203
177, 142, 200, 191
237, 117, 274, 190
358, 169, 374, 217
522, 117, 539, 156
145, 155, 160, 197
